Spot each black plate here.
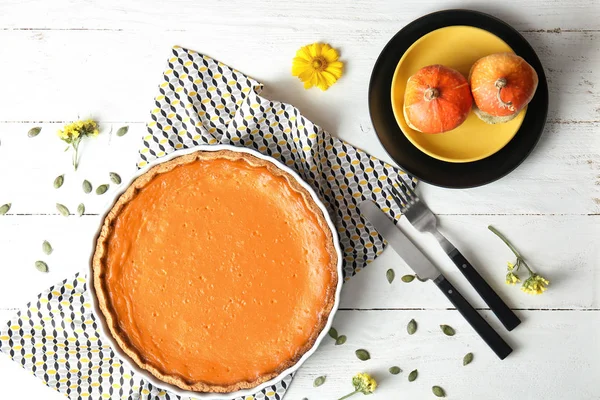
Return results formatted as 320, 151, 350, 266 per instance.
368, 9, 548, 188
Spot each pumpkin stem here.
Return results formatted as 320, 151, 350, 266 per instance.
424, 87, 439, 102
495, 78, 515, 111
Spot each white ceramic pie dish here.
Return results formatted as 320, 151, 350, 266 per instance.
88, 144, 343, 400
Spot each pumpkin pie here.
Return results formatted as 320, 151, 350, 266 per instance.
92, 150, 338, 393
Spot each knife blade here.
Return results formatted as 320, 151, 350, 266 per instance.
359, 200, 513, 360
359, 200, 439, 280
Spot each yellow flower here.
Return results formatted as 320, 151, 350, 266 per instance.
505, 271, 520, 285
58, 127, 77, 141
337, 373, 377, 399
57, 119, 100, 170
490, 226, 550, 296
58, 119, 99, 142
353, 373, 377, 394
292, 43, 343, 91
521, 274, 549, 295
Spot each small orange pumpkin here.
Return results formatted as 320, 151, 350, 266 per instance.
403, 65, 473, 134
469, 53, 538, 124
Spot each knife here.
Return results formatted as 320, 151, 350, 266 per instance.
359, 200, 512, 360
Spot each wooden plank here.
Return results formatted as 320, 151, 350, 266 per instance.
0, 0, 598, 31
0, 122, 141, 216
419, 120, 600, 215
0, 214, 596, 310
1, 309, 597, 399
286, 309, 600, 399
0, 309, 17, 321
0, 30, 597, 125
0, 215, 102, 310
1, 121, 598, 215
341, 214, 600, 310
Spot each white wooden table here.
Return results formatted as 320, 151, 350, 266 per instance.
1, 1, 599, 398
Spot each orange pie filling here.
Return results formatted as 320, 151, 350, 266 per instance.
95, 153, 337, 391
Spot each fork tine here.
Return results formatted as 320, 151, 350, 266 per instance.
398, 178, 417, 198
389, 184, 405, 202
390, 185, 405, 203
393, 180, 414, 205
389, 190, 406, 213
389, 186, 410, 212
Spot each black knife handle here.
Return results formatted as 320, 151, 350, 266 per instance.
435, 275, 512, 360
448, 248, 521, 331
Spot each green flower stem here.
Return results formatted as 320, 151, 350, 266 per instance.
72, 137, 81, 171
488, 225, 522, 259
489, 226, 536, 277
337, 390, 359, 400
519, 258, 534, 275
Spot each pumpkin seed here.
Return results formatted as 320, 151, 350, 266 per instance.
386, 268, 395, 284
313, 375, 326, 387
0, 203, 11, 215
53, 174, 64, 189
355, 349, 370, 361
401, 274, 415, 283
407, 319, 417, 335
389, 366, 401, 375
328, 327, 338, 340
77, 203, 85, 217
109, 172, 122, 185
42, 241, 53, 255
116, 126, 129, 137
56, 203, 70, 217
432, 386, 446, 397
335, 335, 347, 345
35, 260, 48, 273
28, 127, 41, 138
416, 275, 427, 282
82, 180, 92, 194
463, 352, 474, 366
96, 184, 109, 195
440, 325, 455, 336
408, 369, 418, 382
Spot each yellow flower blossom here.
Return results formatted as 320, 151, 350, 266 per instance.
489, 225, 550, 295
353, 373, 377, 394
58, 128, 79, 141
292, 43, 343, 91
505, 271, 520, 285
58, 119, 99, 142
57, 119, 100, 170
521, 274, 549, 295
338, 372, 377, 399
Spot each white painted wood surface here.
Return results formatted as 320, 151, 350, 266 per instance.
1, 1, 599, 399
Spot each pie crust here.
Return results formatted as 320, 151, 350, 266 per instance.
92, 149, 338, 393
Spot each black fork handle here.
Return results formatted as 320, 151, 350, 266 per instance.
448, 248, 521, 331
436, 274, 513, 360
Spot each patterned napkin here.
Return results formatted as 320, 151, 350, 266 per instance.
1, 46, 414, 399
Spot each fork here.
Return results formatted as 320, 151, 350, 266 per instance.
390, 181, 521, 331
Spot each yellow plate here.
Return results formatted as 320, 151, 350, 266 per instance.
391, 26, 526, 163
